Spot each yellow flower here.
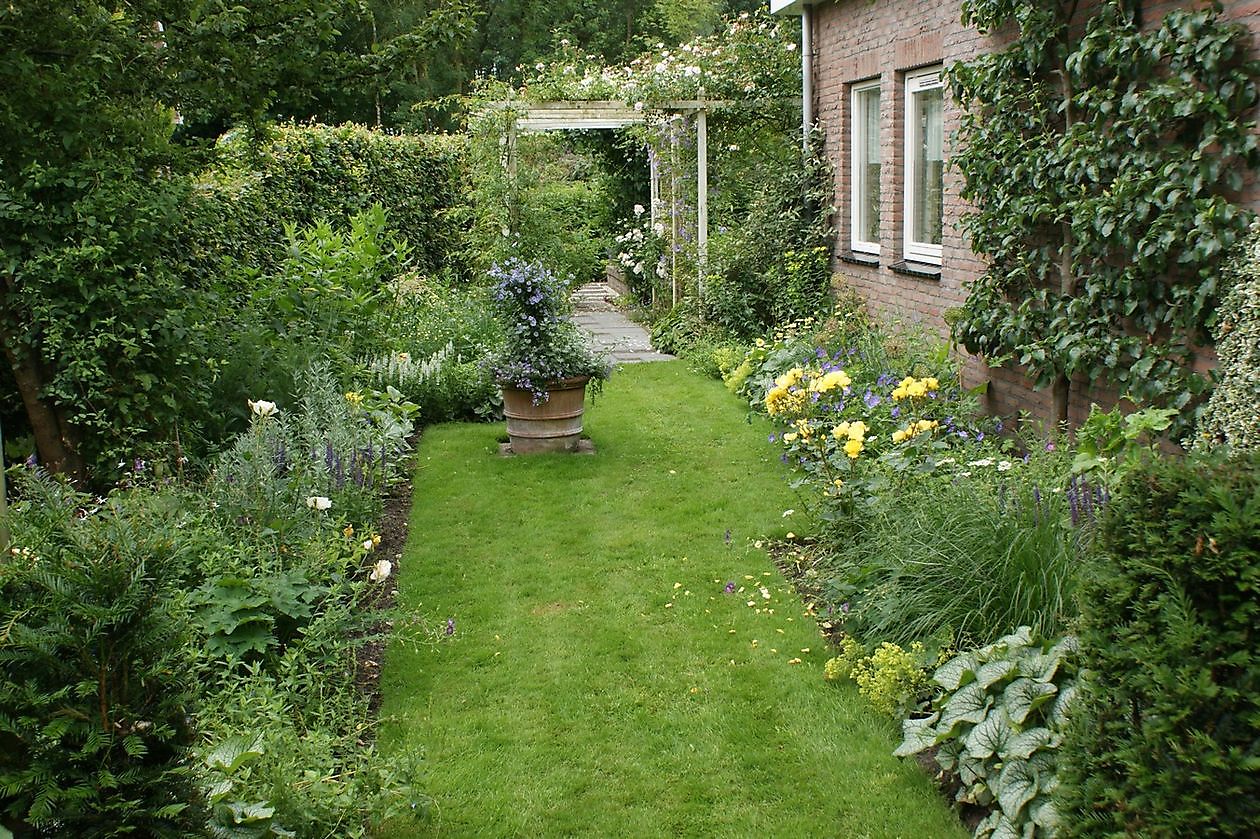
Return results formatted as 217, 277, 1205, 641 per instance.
844, 438, 864, 459
832, 421, 851, 440
794, 418, 813, 439
809, 369, 852, 394
345, 391, 364, 405
847, 421, 867, 441
774, 367, 805, 389
925, 377, 940, 391
343, 525, 355, 538
892, 428, 909, 444
783, 432, 799, 443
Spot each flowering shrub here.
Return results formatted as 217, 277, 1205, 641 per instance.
486, 259, 611, 403
823, 635, 936, 719
520, 12, 799, 107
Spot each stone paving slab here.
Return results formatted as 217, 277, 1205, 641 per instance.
571, 282, 675, 364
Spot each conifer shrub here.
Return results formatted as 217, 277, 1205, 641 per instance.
1056, 452, 1260, 837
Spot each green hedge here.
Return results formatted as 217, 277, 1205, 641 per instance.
184, 124, 469, 283
1057, 452, 1260, 837
1197, 223, 1260, 451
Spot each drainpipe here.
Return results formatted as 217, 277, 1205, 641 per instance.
801, 3, 813, 154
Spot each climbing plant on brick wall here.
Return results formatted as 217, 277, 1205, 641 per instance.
948, 0, 1260, 428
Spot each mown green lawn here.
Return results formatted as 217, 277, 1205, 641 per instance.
378, 361, 967, 838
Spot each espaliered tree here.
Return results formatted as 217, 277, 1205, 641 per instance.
948, 0, 1260, 427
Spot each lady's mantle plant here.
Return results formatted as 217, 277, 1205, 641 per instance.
487, 259, 611, 403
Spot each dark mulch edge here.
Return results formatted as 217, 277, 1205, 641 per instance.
765, 534, 987, 835
352, 434, 418, 718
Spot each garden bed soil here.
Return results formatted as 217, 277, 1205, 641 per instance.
352, 439, 417, 716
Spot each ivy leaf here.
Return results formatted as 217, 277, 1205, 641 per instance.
964, 707, 1014, 759
995, 759, 1039, 821
941, 682, 993, 729
895, 712, 941, 757
1003, 677, 1058, 724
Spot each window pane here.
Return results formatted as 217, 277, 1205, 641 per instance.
860, 88, 881, 243
913, 87, 943, 246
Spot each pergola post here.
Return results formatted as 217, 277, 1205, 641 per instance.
696, 93, 709, 303
670, 119, 679, 307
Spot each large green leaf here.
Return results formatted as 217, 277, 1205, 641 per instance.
933, 651, 978, 691
976, 658, 1019, 690
995, 759, 1039, 821
941, 681, 992, 729
965, 708, 1014, 759
205, 735, 264, 775
895, 712, 941, 757
1002, 726, 1053, 761
1048, 682, 1078, 726
1003, 677, 1058, 724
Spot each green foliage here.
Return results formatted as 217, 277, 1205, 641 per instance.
0, 476, 200, 835
360, 345, 502, 423
190, 125, 468, 283
1056, 451, 1260, 837
1069, 404, 1177, 485
817, 450, 1088, 650
948, 0, 1260, 424
898, 628, 1078, 839
1196, 223, 1260, 451
849, 641, 933, 719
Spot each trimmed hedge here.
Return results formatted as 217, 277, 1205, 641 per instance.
1057, 452, 1260, 837
1197, 223, 1260, 452
183, 124, 469, 283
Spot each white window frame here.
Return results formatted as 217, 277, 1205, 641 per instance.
903, 67, 945, 265
850, 79, 882, 256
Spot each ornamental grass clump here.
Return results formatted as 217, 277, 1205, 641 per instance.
486, 259, 611, 404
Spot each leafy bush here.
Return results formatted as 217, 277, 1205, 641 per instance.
1196, 222, 1260, 451
187, 124, 468, 283
1, 477, 201, 835
825, 638, 934, 719
897, 629, 1078, 839
1056, 451, 1260, 837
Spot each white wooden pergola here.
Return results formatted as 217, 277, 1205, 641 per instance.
487, 98, 723, 305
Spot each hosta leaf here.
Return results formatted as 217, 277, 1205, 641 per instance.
941, 682, 992, 729
1003, 677, 1058, 724
1002, 726, 1053, 760
206, 735, 264, 774
934, 652, 978, 691
995, 759, 1039, 821
977, 658, 1019, 689
1048, 682, 1078, 725
895, 712, 941, 757
1030, 797, 1061, 830
935, 737, 962, 771
965, 708, 1014, 759
995, 626, 1034, 651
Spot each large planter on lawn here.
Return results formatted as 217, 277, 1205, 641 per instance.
501, 376, 589, 454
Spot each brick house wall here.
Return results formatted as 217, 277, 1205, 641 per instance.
790, 0, 1260, 429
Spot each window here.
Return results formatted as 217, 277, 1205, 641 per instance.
903, 67, 944, 265
850, 79, 882, 255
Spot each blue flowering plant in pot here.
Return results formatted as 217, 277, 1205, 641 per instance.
487, 259, 612, 453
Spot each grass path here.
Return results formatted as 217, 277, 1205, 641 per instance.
378, 362, 967, 838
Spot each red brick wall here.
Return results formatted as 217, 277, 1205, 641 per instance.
807, 0, 1260, 429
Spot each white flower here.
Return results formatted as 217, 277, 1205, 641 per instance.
248, 399, 278, 417
968, 458, 995, 468
997, 460, 1013, 472
559, 38, 570, 47
369, 559, 393, 582
633, 203, 645, 216
306, 496, 332, 511
760, 586, 771, 599
633, 262, 644, 275
786, 42, 797, 51
782, 509, 795, 517
362, 538, 375, 552
653, 222, 665, 236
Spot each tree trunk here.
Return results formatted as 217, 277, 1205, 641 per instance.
1, 332, 85, 481
1056, 49, 1076, 428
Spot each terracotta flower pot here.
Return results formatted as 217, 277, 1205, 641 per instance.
500, 376, 589, 453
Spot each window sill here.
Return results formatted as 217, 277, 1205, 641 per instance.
889, 260, 941, 279
841, 251, 880, 267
